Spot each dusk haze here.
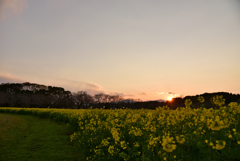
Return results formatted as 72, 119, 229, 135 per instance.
1, 0, 240, 101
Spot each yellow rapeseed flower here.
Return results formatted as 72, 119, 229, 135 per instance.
162, 136, 177, 152
215, 140, 226, 150
176, 135, 185, 144
111, 128, 120, 143
108, 145, 115, 155
134, 142, 140, 148
185, 99, 192, 108
120, 141, 127, 150
209, 142, 214, 146
197, 96, 205, 103
212, 95, 225, 107
208, 118, 225, 131
101, 139, 110, 146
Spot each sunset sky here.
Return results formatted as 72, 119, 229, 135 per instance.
1, 0, 240, 101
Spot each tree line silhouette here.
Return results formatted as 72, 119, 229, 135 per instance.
0, 82, 239, 109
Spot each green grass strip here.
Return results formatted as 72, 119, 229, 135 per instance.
0, 113, 85, 161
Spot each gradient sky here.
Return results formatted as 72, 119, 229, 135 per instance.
1, 0, 240, 101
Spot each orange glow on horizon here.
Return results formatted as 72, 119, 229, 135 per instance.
168, 97, 173, 101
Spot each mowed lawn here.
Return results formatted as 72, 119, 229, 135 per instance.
0, 113, 85, 161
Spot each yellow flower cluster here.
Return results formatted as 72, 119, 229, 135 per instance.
101, 138, 110, 146
111, 128, 120, 143
129, 126, 143, 136
108, 145, 115, 156
176, 135, 185, 144
215, 140, 226, 150
120, 141, 127, 150
212, 95, 225, 107
161, 135, 177, 152
197, 96, 205, 103
184, 99, 192, 108
207, 116, 227, 131
148, 135, 160, 148
207, 140, 226, 150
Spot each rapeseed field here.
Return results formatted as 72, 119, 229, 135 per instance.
0, 95, 240, 160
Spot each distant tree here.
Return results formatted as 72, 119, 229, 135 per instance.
94, 93, 105, 103
52, 90, 74, 108
73, 91, 94, 109
103, 94, 110, 103
108, 95, 116, 103
0, 82, 76, 108
0, 91, 10, 106
109, 95, 124, 103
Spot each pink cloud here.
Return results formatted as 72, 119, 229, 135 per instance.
0, 0, 28, 21
123, 93, 135, 97
47, 78, 104, 95
139, 92, 147, 95
167, 92, 182, 98
156, 92, 164, 95
83, 83, 101, 91
0, 73, 25, 83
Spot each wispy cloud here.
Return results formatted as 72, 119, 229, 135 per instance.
0, 73, 25, 83
108, 92, 124, 96
124, 93, 135, 97
0, 73, 104, 95
167, 92, 183, 98
49, 79, 104, 95
0, 0, 28, 21
139, 92, 147, 95
156, 92, 164, 95
0, 74, 130, 97
82, 83, 101, 91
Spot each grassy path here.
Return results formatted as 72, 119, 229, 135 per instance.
0, 113, 85, 161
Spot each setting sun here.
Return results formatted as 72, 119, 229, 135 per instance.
168, 97, 173, 101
